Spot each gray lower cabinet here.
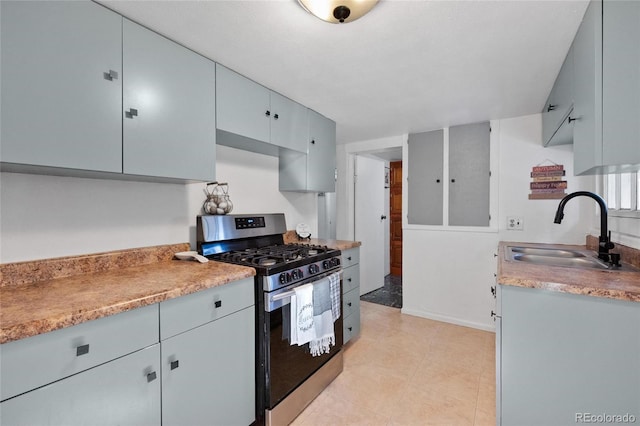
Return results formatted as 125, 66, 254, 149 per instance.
279, 109, 337, 193
159, 277, 256, 426
0, 0, 122, 173
408, 122, 490, 226
0, 304, 161, 425
341, 247, 361, 343
123, 19, 216, 181
497, 285, 640, 426
572, 0, 640, 175
0, 345, 161, 426
216, 64, 308, 155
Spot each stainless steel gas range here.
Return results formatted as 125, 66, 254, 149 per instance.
197, 213, 343, 426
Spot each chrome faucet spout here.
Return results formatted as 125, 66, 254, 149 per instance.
553, 191, 616, 264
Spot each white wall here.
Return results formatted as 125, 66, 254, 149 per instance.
0, 145, 317, 263
337, 113, 597, 331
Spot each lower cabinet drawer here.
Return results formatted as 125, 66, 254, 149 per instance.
341, 247, 360, 269
343, 287, 360, 318
342, 265, 360, 293
0, 304, 159, 401
1, 344, 161, 426
343, 313, 361, 345
160, 277, 254, 340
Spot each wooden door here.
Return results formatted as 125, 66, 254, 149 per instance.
390, 161, 403, 276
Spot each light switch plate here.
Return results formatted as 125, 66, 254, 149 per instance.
507, 216, 524, 230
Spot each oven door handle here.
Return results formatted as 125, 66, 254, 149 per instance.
265, 270, 342, 312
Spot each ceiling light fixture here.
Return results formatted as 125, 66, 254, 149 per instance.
298, 0, 379, 24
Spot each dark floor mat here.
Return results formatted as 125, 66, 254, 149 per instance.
360, 274, 402, 308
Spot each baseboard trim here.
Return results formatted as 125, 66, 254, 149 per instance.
400, 308, 496, 332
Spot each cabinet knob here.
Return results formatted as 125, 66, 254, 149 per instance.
348, 327, 353, 331
76, 344, 90, 357
347, 256, 352, 261
347, 302, 352, 307
125, 108, 138, 119
170, 360, 180, 370
146, 371, 157, 382
567, 116, 578, 123
450, 179, 456, 183
436, 179, 440, 183
547, 104, 556, 112
214, 300, 222, 308
273, 113, 279, 120
348, 278, 352, 282
265, 110, 271, 117
103, 70, 118, 81
311, 140, 316, 145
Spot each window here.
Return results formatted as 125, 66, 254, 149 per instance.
604, 172, 640, 217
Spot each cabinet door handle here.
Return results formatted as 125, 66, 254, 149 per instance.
547, 104, 556, 112
214, 300, 222, 308
76, 344, 90, 356
146, 371, 157, 382
347, 256, 352, 261
567, 116, 578, 123
170, 360, 179, 370
265, 110, 271, 117
491, 286, 496, 297
273, 113, 279, 120
103, 70, 118, 81
125, 108, 138, 119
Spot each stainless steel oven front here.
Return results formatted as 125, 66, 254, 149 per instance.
256, 269, 343, 426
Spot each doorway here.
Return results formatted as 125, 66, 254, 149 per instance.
389, 161, 402, 276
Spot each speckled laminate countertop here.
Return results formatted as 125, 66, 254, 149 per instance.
498, 241, 640, 302
0, 244, 255, 344
283, 231, 362, 251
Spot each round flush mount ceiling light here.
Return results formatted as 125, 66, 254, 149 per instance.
298, 0, 379, 24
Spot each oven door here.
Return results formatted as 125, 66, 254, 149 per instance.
263, 270, 343, 410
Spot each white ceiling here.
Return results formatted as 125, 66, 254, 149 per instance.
99, 0, 589, 145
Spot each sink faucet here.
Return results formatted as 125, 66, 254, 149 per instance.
553, 191, 619, 265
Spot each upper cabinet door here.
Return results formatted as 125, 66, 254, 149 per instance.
572, 0, 603, 175
541, 47, 574, 146
216, 64, 271, 144
123, 20, 216, 181
0, 1, 122, 172
270, 93, 308, 153
449, 122, 491, 226
407, 130, 444, 225
602, 0, 640, 170
306, 110, 336, 192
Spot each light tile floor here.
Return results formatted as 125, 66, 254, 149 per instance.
291, 301, 496, 426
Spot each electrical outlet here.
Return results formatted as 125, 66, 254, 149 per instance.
507, 216, 524, 230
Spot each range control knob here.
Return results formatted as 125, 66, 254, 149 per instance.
279, 272, 291, 285
332, 258, 341, 267
291, 269, 303, 280
308, 264, 320, 274
322, 260, 330, 270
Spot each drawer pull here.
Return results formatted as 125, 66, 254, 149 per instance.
348, 327, 353, 331
347, 278, 352, 282
347, 256, 352, 261
146, 371, 157, 382
76, 344, 90, 356
170, 360, 180, 370
214, 300, 222, 308
347, 302, 352, 307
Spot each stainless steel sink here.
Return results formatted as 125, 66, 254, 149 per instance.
510, 253, 611, 270
508, 246, 585, 258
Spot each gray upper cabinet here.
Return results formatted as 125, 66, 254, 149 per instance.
0, 0, 122, 173
122, 19, 216, 181
407, 130, 444, 225
407, 123, 490, 227
280, 109, 336, 193
216, 64, 308, 155
541, 47, 574, 147
449, 122, 490, 226
572, 0, 640, 175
